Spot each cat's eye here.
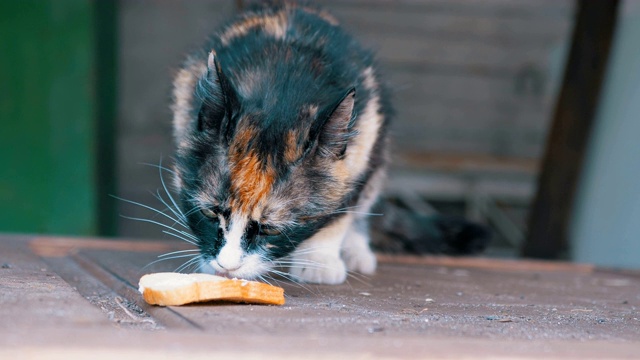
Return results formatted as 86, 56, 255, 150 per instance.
258, 224, 281, 237
201, 208, 217, 219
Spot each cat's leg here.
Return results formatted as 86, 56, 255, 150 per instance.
341, 216, 377, 274
340, 167, 385, 274
289, 214, 352, 284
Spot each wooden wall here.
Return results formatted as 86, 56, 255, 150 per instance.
116, 0, 575, 239
323, 0, 574, 163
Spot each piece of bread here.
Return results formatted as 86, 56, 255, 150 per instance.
139, 272, 285, 306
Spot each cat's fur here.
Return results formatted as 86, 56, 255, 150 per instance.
171, 1, 390, 284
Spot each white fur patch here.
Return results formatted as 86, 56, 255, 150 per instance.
344, 67, 383, 180
171, 61, 207, 149
341, 227, 376, 275
362, 67, 377, 91
216, 214, 247, 271
209, 213, 272, 279
204, 253, 269, 280
289, 214, 352, 284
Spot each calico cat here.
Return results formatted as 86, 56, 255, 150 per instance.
171, 1, 390, 284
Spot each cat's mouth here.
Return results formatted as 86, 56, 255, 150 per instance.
199, 255, 266, 280
209, 261, 256, 280
214, 270, 233, 279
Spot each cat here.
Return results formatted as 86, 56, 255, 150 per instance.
170, 1, 391, 284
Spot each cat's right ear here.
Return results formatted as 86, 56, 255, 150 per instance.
196, 51, 239, 136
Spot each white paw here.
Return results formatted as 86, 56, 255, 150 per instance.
342, 229, 377, 275
288, 253, 347, 284
342, 246, 377, 275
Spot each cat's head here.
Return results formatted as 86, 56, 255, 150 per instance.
171, 51, 357, 279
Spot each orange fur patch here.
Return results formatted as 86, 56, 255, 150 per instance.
284, 130, 302, 164
229, 127, 276, 214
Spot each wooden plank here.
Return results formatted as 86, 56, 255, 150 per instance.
523, 0, 620, 258
377, 254, 595, 273
3, 234, 640, 358
365, 35, 564, 75
385, 170, 535, 201
391, 152, 539, 175
29, 237, 182, 258
0, 236, 111, 330
333, 6, 572, 46
389, 104, 549, 159
3, 330, 640, 360
324, 0, 574, 19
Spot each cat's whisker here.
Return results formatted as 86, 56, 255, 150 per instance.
175, 256, 202, 273
267, 267, 301, 279
120, 215, 198, 243
140, 161, 176, 175
279, 229, 298, 250
287, 245, 337, 255
157, 157, 189, 223
267, 269, 301, 283
327, 210, 383, 217
112, 195, 189, 229
162, 226, 199, 242
162, 230, 199, 246
257, 253, 313, 291
345, 271, 373, 287
142, 253, 199, 271
153, 190, 187, 225
185, 259, 203, 273
272, 259, 325, 265
256, 274, 276, 287
275, 259, 332, 272
267, 268, 316, 293
157, 248, 200, 258
272, 260, 329, 270
183, 205, 202, 218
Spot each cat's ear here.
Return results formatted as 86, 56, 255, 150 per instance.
196, 50, 239, 135
317, 88, 356, 159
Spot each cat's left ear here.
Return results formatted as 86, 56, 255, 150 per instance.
196, 50, 239, 137
317, 88, 356, 159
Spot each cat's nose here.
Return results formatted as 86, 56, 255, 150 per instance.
216, 241, 243, 272
216, 259, 240, 272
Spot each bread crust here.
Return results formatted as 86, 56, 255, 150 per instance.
139, 272, 285, 306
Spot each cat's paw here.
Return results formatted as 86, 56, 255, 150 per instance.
289, 253, 347, 284
342, 245, 377, 275
341, 230, 377, 274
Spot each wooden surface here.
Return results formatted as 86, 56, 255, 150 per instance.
2, 234, 640, 359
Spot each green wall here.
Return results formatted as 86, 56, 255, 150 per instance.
0, 0, 116, 236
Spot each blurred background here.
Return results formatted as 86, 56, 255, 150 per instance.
1, 0, 638, 268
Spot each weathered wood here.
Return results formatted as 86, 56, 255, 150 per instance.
523, 0, 620, 258
3, 234, 640, 358
0, 235, 640, 359
335, 7, 572, 48
376, 254, 594, 273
